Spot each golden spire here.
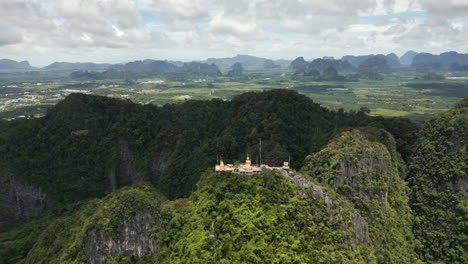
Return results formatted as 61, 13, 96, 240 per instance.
220, 158, 225, 170
245, 153, 251, 169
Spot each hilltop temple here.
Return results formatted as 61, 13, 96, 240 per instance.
215, 153, 289, 175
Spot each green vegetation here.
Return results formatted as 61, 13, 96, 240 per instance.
358, 57, 391, 73
1, 67, 466, 121
420, 72, 445, 81
0, 183, 165, 263
151, 171, 373, 263
0, 89, 465, 263
0, 89, 386, 204
302, 127, 416, 263
407, 98, 468, 263
1, 127, 424, 264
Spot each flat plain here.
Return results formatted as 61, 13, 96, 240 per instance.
1, 69, 467, 122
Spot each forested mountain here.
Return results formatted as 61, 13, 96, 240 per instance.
0, 59, 34, 70
180, 62, 222, 76
407, 98, 467, 263
5, 51, 468, 74
204, 54, 290, 71
308, 58, 354, 72
70, 61, 222, 79
358, 57, 391, 73
110, 59, 179, 72
290, 57, 353, 72
400, 51, 418, 66
0, 90, 373, 207
411, 51, 468, 71
44, 62, 111, 72
0, 90, 466, 263
341, 53, 401, 68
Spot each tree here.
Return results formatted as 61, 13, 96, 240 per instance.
421, 72, 444, 80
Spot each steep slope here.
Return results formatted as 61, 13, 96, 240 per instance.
358, 57, 391, 73
110, 59, 178, 72
301, 128, 416, 263
3, 127, 420, 264
407, 98, 467, 263
411, 51, 468, 71
204, 54, 290, 70
400, 51, 418, 66
2, 171, 365, 263
0, 183, 165, 264
0, 173, 48, 228
44, 62, 111, 72
0, 59, 34, 70
309, 58, 353, 72
290, 57, 353, 73
151, 170, 375, 263
341, 54, 400, 68
180, 62, 222, 76
0, 89, 375, 208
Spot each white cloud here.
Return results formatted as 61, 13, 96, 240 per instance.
208, 14, 262, 39
0, 0, 467, 66
418, 0, 468, 16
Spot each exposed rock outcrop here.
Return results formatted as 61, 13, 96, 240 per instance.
285, 171, 332, 211
284, 170, 370, 246
0, 172, 47, 227
85, 210, 159, 264
151, 149, 175, 186
108, 140, 145, 191
301, 128, 415, 262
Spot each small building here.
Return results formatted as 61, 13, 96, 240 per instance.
215, 153, 289, 175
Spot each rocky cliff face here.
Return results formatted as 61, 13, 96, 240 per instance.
151, 149, 175, 187
9, 184, 165, 264
302, 128, 416, 263
285, 171, 370, 247
108, 140, 146, 191
85, 210, 159, 264
0, 172, 47, 228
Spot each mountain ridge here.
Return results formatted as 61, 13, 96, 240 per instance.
3, 51, 468, 72
0, 89, 465, 264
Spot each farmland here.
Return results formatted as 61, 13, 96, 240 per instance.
0, 70, 466, 122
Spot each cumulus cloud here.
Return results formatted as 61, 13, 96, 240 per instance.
0, 0, 172, 56
418, 0, 468, 16
0, 0, 467, 65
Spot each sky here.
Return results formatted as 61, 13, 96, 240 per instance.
1, 0, 468, 66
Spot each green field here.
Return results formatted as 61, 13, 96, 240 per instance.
1, 71, 467, 122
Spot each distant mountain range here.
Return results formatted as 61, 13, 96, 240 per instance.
203, 54, 290, 70
2, 51, 468, 73
341, 53, 401, 68
45, 62, 111, 71
411, 51, 468, 71
400, 51, 418, 66
0, 59, 35, 70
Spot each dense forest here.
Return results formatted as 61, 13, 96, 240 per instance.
0, 90, 465, 263
0, 89, 385, 203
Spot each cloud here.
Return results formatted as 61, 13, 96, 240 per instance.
0, 0, 467, 66
418, 0, 468, 16
145, 0, 210, 20
0, 0, 172, 51
208, 14, 262, 38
